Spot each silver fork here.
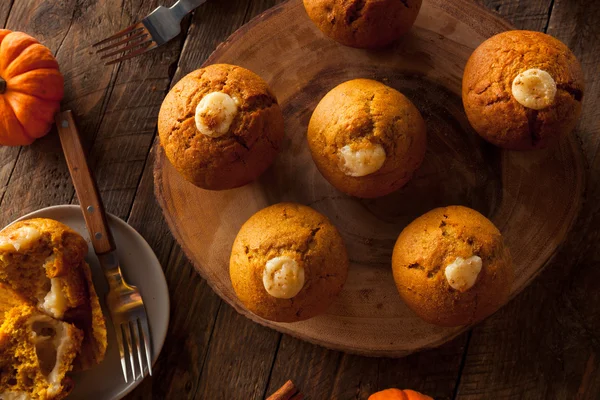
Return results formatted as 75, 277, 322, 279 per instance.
55, 110, 154, 383
93, 0, 208, 65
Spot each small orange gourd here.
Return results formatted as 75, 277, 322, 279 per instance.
369, 388, 434, 400
0, 29, 64, 146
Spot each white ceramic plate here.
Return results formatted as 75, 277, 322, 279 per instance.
6, 205, 170, 400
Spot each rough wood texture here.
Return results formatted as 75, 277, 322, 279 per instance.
154, 0, 585, 357
127, 1, 286, 399
57, 111, 116, 254
0, 2, 19, 210
0, 0, 598, 399
454, 1, 600, 399
0, 1, 13, 27
483, 0, 553, 31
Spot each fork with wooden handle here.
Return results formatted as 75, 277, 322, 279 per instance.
55, 110, 153, 383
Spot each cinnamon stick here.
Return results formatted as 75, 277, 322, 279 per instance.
266, 380, 303, 400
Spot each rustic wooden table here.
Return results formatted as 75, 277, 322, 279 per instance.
0, 0, 598, 399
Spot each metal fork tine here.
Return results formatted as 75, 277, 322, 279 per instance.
123, 323, 136, 381
93, 22, 144, 47
95, 30, 148, 54
139, 317, 153, 376
105, 42, 157, 66
100, 38, 153, 60
116, 326, 128, 383
132, 320, 144, 380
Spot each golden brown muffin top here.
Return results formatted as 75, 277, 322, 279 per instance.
392, 206, 512, 326
464, 31, 583, 102
308, 78, 426, 197
303, 0, 422, 48
158, 63, 282, 186
309, 79, 425, 171
394, 206, 505, 274
462, 30, 584, 149
230, 203, 348, 322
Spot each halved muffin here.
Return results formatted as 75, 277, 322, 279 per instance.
0, 219, 107, 371
0, 304, 82, 400
0, 219, 88, 319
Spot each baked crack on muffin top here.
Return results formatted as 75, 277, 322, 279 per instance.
303, 0, 423, 48
307, 78, 426, 198
392, 206, 513, 327
230, 203, 348, 322
158, 63, 285, 190
462, 30, 584, 150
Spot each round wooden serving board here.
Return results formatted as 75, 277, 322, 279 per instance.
154, 0, 586, 356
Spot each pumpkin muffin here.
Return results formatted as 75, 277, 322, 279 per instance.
307, 79, 426, 198
462, 30, 584, 150
230, 203, 348, 322
0, 304, 82, 400
392, 206, 513, 327
158, 63, 285, 190
0, 219, 107, 371
303, 0, 422, 48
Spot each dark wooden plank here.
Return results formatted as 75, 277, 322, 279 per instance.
170, 0, 255, 80
127, 143, 177, 269
128, 244, 222, 399
125, 1, 284, 398
0, 1, 13, 27
124, 141, 224, 399
67, 0, 190, 220
0, 0, 123, 226
193, 306, 281, 399
0, 0, 17, 212
1, 0, 188, 225
184, 1, 291, 398
535, 1, 600, 399
329, 353, 378, 400
376, 335, 470, 400
456, 1, 600, 399
0, 0, 80, 226
266, 334, 468, 400
265, 336, 345, 400
482, 0, 553, 31
0, 146, 19, 211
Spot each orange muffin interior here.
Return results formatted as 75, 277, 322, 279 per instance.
0, 219, 107, 399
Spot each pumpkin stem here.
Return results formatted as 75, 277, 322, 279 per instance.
0, 77, 6, 94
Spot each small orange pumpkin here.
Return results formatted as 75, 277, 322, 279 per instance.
0, 29, 64, 146
369, 388, 434, 400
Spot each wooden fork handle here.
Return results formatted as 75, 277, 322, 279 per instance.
55, 111, 116, 255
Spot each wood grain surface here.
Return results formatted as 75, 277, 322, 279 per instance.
56, 111, 116, 255
0, 0, 598, 399
153, 0, 585, 357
